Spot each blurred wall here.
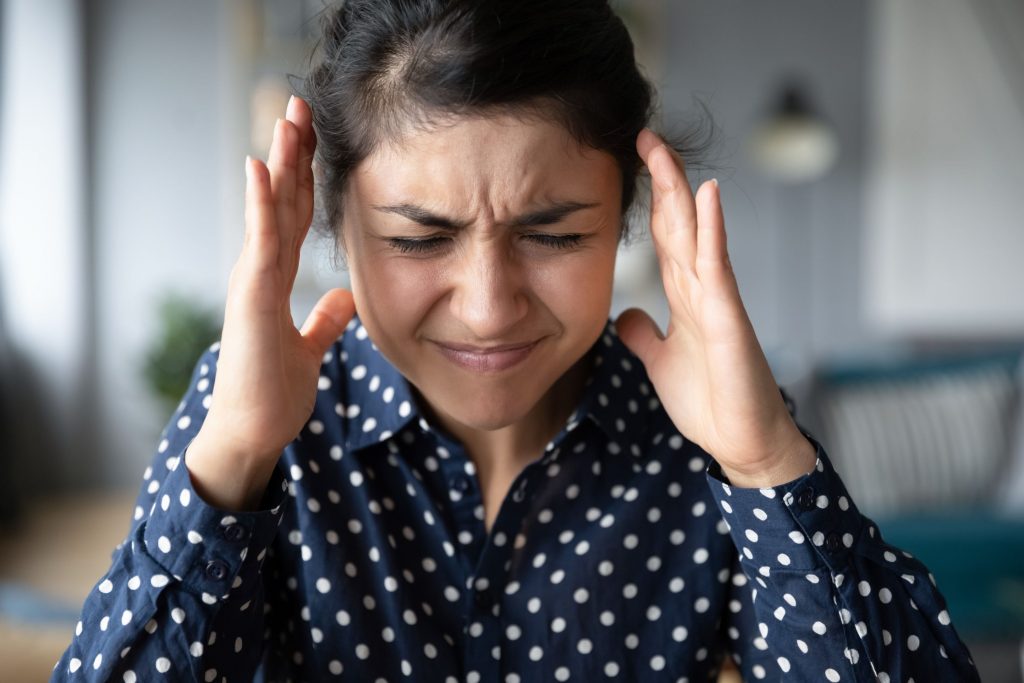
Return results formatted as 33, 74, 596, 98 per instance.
865, 0, 1024, 336
88, 0, 240, 488
658, 0, 874, 385
0, 0, 94, 492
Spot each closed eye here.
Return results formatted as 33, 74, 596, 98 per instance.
524, 234, 584, 249
386, 234, 584, 254
386, 236, 449, 254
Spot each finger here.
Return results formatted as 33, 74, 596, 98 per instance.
242, 156, 279, 272
284, 96, 316, 292
286, 95, 316, 228
636, 127, 665, 162
694, 179, 740, 299
286, 95, 315, 156
267, 117, 299, 273
637, 129, 698, 271
613, 307, 665, 369
300, 288, 357, 356
267, 117, 299, 206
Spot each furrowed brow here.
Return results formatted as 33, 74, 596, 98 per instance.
515, 201, 600, 226
371, 203, 471, 230
371, 201, 600, 230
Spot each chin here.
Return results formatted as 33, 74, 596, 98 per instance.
428, 384, 538, 432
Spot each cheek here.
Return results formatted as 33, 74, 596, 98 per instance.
531, 249, 618, 316
351, 256, 441, 333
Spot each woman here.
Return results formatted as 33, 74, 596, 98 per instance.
55, 1, 979, 681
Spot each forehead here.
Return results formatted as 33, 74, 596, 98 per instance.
349, 114, 619, 212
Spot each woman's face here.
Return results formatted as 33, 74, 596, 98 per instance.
342, 113, 623, 432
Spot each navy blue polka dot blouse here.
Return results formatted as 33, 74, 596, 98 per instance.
53, 316, 980, 681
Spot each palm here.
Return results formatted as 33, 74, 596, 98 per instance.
207, 97, 355, 458
615, 129, 800, 478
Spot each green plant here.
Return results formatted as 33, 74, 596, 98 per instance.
142, 292, 223, 412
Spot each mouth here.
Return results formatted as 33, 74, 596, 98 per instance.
430, 338, 543, 373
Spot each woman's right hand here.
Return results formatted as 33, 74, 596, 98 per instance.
186, 95, 356, 511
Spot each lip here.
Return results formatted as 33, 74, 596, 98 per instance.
431, 339, 542, 373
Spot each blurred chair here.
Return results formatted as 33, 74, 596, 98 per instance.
807, 346, 1024, 663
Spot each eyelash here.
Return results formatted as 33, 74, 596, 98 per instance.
387, 234, 584, 254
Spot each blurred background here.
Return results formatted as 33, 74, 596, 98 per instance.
1, 0, 1023, 680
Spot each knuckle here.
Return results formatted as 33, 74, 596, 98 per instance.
661, 177, 683, 194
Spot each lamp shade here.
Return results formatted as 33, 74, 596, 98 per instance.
748, 84, 839, 183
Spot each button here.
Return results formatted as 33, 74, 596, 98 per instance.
797, 487, 816, 510
223, 524, 249, 542
450, 475, 471, 493
205, 559, 230, 581
824, 533, 842, 552
512, 479, 531, 503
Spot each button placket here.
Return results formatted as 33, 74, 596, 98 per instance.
437, 442, 490, 575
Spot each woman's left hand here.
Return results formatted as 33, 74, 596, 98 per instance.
614, 129, 816, 488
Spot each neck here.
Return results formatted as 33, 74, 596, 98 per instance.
414, 349, 594, 476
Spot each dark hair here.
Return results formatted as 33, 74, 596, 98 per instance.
299, 0, 717, 263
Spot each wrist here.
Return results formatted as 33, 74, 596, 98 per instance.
192, 422, 282, 465
185, 429, 281, 511
718, 427, 817, 489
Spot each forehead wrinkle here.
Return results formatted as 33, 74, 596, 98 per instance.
367, 157, 564, 232
356, 114, 610, 230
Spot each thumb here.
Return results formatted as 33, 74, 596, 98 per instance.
614, 307, 664, 368
300, 288, 356, 356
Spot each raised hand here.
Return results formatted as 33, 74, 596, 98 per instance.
614, 129, 815, 489
186, 96, 356, 510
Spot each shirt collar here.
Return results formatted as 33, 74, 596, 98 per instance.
337, 315, 421, 453
339, 315, 654, 454
571, 320, 657, 451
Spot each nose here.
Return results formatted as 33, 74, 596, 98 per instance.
449, 238, 529, 341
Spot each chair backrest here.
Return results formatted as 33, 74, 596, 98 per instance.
809, 349, 1023, 517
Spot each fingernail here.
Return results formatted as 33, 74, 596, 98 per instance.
287, 94, 296, 111
711, 178, 719, 188
244, 155, 251, 177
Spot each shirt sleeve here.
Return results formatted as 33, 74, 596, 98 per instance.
51, 344, 290, 682
705, 427, 982, 682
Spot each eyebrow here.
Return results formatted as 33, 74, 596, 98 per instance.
370, 200, 601, 230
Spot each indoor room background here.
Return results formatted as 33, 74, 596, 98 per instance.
1, 0, 1023, 680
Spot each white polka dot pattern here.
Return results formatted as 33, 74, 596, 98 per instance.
51, 317, 980, 682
